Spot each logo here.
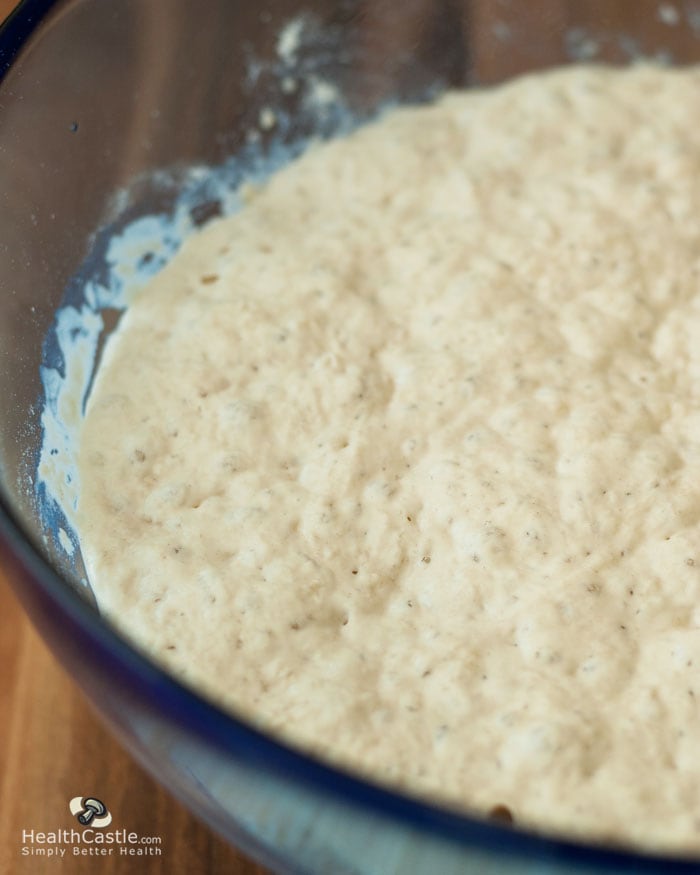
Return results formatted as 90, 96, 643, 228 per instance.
19, 796, 162, 859
68, 797, 112, 828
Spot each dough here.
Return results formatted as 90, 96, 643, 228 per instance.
76, 64, 700, 851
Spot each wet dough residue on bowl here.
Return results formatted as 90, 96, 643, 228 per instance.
76, 65, 700, 852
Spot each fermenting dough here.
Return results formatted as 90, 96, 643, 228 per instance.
76, 65, 700, 851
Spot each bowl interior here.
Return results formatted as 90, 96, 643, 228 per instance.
3, 2, 700, 873
3, 0, 700, 591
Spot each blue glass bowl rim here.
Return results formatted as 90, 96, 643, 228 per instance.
0, 1, 696, 871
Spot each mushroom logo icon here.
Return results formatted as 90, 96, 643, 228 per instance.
69, 797, 112, 828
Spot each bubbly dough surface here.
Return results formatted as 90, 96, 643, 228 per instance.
77, 65, 700, 851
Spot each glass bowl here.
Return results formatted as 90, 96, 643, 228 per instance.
2, 1, 700, 872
